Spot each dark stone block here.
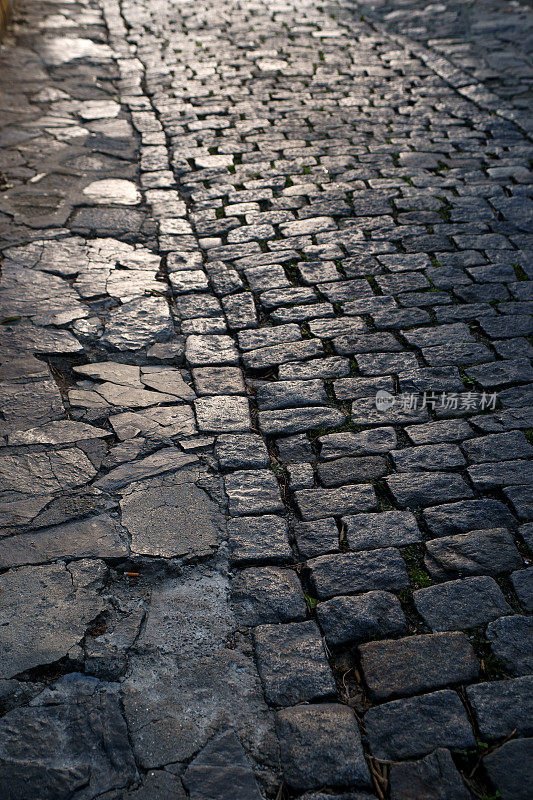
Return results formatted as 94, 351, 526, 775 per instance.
365, 689, 475, 760
317, 591, 407, 648
276, 704, 371, 790
484, 738, 533, 800
359, 633, 479, 700
388, 748, 471, 800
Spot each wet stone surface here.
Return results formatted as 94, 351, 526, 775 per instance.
0, 0, 532, 796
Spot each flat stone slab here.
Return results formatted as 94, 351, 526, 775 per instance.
183, 731, 262, 800
0, 449, 97, 497
293, 517, 339, 558
276, 704, 371, 791
0, 561, 107, 679
109, 406, 196, 440
7, 420, 110, 446
0, 674, 136, 800
120, 472, 222, 559
95, 448, 197, 491
0, 514, 128, 569
123, 570, 277, 773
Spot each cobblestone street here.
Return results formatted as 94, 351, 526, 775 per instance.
0, 0, 532, 797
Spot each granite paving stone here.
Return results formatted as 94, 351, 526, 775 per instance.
467, 676, 533, 740
308, 549, 409, 600
365, 690, 476, 760
317, 591, 407, 648
1, 0, 532, 792
483, 738, 533, 800
359, 632, 479, 700
414, 576, 513, 631
486, 615, 533, 676
275, 704, 371, 791
253, 621, 336, 706
388, 748, 472, 800
425, 529, 523, 579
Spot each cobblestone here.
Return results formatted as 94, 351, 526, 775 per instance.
1, 0, 532, 794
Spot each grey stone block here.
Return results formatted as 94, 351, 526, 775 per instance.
365, 690, 475, 760
359, 632, 479, 700
425, 529, 523, 579
484, 738, 533, 800
486, 615, 533, 676
254, 620, 335, 706
467, 676, 533, 740
276, 704, 371, 790
413, 576, 513, 631
388, 748, 471, 800
231, 567, 307, 626
308, 549, 409, 600
317, 591, 407, 648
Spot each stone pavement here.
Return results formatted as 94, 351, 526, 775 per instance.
0, 0, 532, 797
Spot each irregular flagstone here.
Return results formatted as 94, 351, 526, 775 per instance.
120, 471, 223, 558
0, 449, 97, 497
0, 380, 64, 435
101, 297, 174, 351
74, 362, 142, 386
94, 448, 198, 491
90, 382, 179, 407
122, 569, 279, 778
0, 514, 129, 568
7, 420, 110, 446
140, 368, 196, 399
0, 323, 83, 356
82, 179, 140, 204
0, 674, 136, 799
109, 406, 197, 440
0, 561, 107, 679
183, 731, 263, 800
